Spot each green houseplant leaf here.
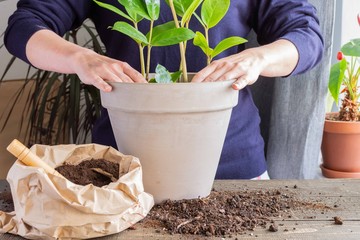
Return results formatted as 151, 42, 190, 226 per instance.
165, 0, 193, 16
212, 36, 248, 58
93, 0, 132, 21
181, 0, 203, 27
125, 6, 144, 23
153, 64, 181, 83
201, 0, 230, 28
328, 58, 347, 104
193, 31, 213, 56
112, 21, 149, 44
145, 0, 160, 20
341, 38, 360, 57
119, 0, 150, 20
151, 26, 195, 46
154, 64, 172, 83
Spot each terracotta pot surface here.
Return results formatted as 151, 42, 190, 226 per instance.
320, 164, 360, 178
321, 112, 360, 178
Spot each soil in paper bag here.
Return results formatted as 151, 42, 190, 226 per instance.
55, 159, 119, 187
0, 159, 118, 212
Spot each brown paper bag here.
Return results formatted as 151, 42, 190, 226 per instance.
0, 143, 154, 239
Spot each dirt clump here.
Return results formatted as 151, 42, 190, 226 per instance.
141, 189, 330, 237
268, 224, 278, 232
55, 159, 119, 187
334, 216, 343, 225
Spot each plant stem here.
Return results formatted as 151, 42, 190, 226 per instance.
168, 0, 188, 82
205, 27, 211, 65
134, 22, 146, 77
146, 20, 154, 81
139, 45, 145, 76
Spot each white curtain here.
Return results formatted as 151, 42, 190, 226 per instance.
248, 0, 336, 179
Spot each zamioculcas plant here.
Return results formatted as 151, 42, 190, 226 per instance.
94, 0, 195, 82
94, 0, 247, 83
192, 0, 247, 65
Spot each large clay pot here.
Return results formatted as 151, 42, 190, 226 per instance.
321, 112, 360, 178
101, 77, 238, 203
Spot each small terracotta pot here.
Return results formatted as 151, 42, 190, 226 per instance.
321, 112, 360, 178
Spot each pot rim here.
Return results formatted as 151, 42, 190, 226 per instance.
324, 112, 360, 133
320, 164, 360, 178
107, 79, 236, 86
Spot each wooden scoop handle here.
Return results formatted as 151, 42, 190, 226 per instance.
7, 139, 63, 178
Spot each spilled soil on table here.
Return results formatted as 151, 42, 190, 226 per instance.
1, 161, 333, 238
140, 187, 332, 237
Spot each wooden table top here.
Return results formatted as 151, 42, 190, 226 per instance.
1, 179, 360, 239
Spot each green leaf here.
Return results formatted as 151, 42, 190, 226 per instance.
341, 38, 360, 57
193, 31, 213, 56
170, 70, 182, 82
165, 0, 193, 16
93, 0, 132, 21
125, 6, 144, 22
119, 0, 150, 20
151, 27, 195, 46
112, 21, 149, 44
155, 64, 173, 83
201, 0, 230, 28
145, 0, 160, 20
181, 0, 203, 27
329, 59, 347, 104
149, 21, 176, 39
211, 36, 247, 58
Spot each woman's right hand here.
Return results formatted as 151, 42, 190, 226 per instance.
26, 29, 146, 92
70, 49, 147, 92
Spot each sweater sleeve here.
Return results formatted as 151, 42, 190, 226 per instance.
254, 0, 324, 75
4, 0, 92, 64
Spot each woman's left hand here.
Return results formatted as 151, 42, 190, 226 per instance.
191, 49, 266, 90
191, 39, 299, 91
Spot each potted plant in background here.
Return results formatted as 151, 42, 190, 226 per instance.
321, 14, 360, 178
1, 21, 103, 145
95, 0, 246, 203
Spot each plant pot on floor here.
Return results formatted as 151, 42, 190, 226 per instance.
321, 112, 360, 178
101, 77, 238, 203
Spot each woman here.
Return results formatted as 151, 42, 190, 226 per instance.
5, 0, 324, 179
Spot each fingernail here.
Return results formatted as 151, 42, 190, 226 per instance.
233, 80, 247, 90
232, 83, 242, 90
104, 85, 112, 92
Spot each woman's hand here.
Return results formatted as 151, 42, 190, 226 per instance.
191, 49, 266, 90
26, 29, 146, 92
70, 49, 146, 92
191, 39, 299, 90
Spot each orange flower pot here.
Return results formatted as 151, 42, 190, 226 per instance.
321, 113, 360, 178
